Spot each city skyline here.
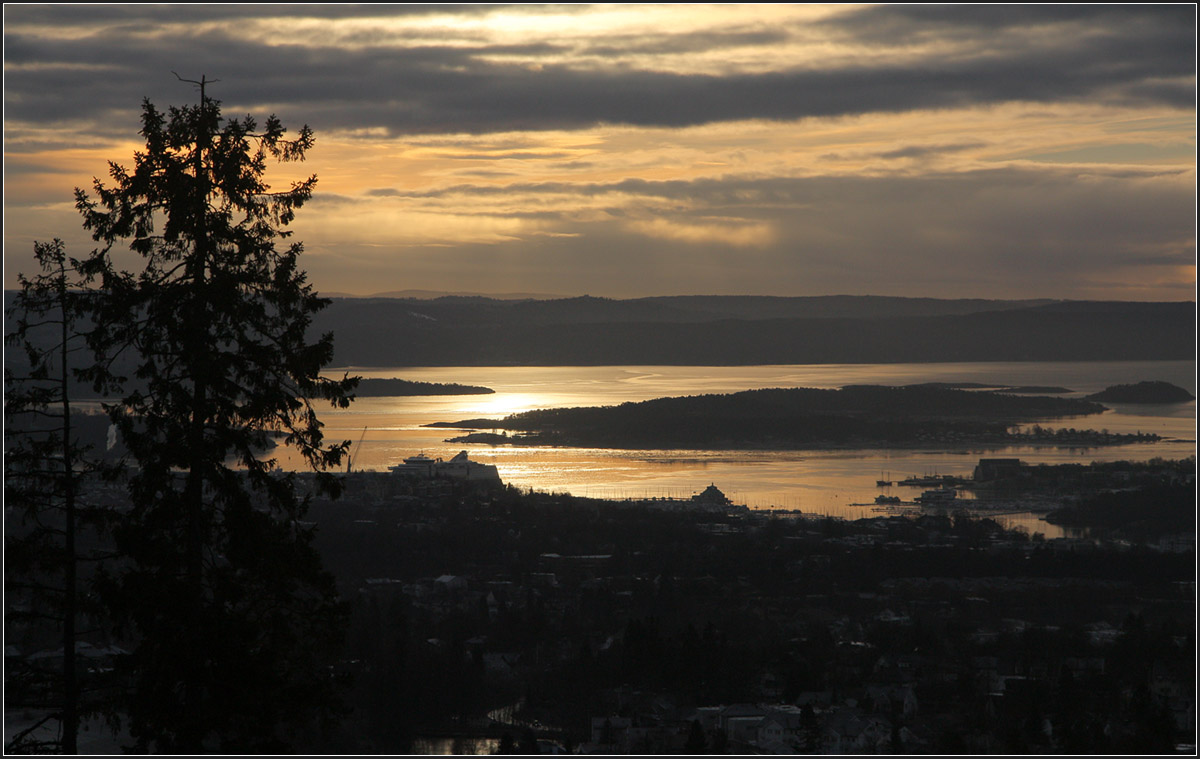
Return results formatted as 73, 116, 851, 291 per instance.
4, 4, 1196, 300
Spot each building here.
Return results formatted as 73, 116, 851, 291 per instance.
974, 458, 1023, 482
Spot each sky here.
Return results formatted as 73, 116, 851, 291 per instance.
3, 4, 1196, 300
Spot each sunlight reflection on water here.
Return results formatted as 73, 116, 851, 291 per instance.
283, 361, 1198, 537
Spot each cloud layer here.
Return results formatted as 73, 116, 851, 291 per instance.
5, 5, 1194, 134
3, 4, 1195, 300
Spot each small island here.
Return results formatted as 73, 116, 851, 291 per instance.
425, 385, 1158, 451
905, 382, 1073, 394
353, 378, 494, 397
997, 385, 1074, 395
1085, 381, 1195, 404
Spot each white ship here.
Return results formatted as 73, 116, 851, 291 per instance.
917, 487, 958, 505
389, 450, 501, 482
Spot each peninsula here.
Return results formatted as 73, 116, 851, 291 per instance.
426, 385, 1156, 451
353, 378, 494, 397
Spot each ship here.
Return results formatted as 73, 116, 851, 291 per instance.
899, 475, 956, 487
916, 487, 958, 505
389, 450, 501, 483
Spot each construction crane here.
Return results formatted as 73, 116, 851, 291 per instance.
347, 426, 367, 473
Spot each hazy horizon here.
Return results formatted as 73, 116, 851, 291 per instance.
2, 285, 1195, 304
316, 289, 1196, 303
4, 4, 1196, 301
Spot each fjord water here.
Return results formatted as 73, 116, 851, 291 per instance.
300, 361, 1195, 536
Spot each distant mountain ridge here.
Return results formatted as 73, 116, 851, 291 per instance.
314, 294, 1064, 329
310, 295, 1196, 366
5, 290, 1192, 368
323, 289, 565, 300
635, 294, 1062, 320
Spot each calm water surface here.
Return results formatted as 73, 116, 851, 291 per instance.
288, 361, 1195, 538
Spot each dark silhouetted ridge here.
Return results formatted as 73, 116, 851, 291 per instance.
309, 295, 1194, 366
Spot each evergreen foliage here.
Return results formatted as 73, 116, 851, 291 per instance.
4, 239, 117, 754
72, 77, 357, 752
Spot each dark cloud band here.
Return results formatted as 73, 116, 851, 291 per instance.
4, 5, 1194, 137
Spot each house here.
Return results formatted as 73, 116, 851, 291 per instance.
865, 684, 918, 717
821, 709, 866, 754
821, 708, 892, 754
719, 703, 767, 745
725, 715, 766, 746
756, 711, 806, 749
1151, 662, 1197, 734
434, 574, 468, 592
588, 716, 631, 751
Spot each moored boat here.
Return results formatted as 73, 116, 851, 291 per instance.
917, 487, 958, 505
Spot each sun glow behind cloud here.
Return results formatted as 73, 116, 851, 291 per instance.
3, 4, 1195, 299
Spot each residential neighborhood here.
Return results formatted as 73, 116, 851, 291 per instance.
294, 469, 1195, 754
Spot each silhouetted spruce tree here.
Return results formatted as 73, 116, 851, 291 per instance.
497, 732, 516, 754
518, 728, 540, 754
4, 239, 118, 754
73, 76, 357, 752
684, 719, 707, 753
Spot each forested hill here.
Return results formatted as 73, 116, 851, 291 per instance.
425, 386, 1133, 450
310, 295, 1195, 366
